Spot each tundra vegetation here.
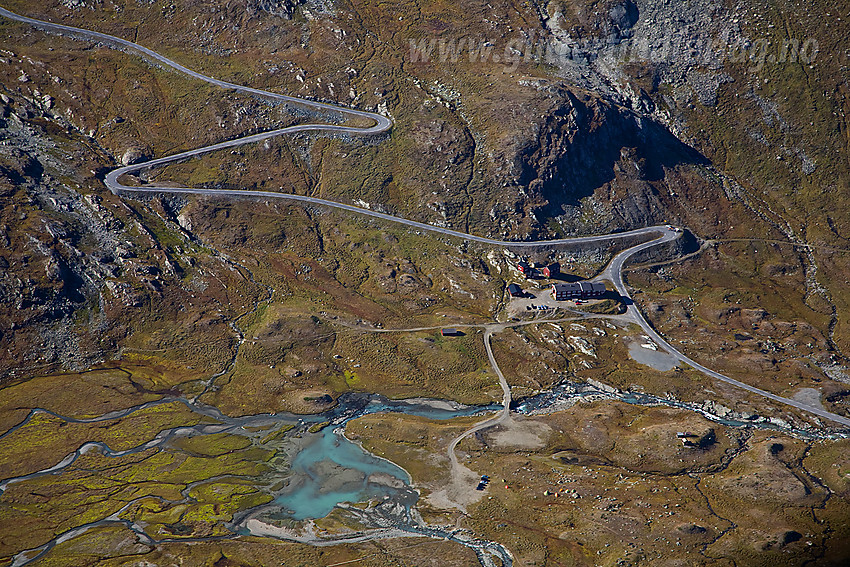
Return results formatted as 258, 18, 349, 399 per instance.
1, 0, 850, 565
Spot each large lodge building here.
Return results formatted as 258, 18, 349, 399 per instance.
552, 282, 606, 301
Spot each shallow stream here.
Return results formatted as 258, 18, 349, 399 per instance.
3, 382, 844, 567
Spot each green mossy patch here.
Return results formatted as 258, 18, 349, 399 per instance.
172, 432, 252, 457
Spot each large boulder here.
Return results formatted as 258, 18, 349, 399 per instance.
120, 147, 150, 166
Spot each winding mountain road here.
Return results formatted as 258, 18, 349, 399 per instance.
2, 6, 848, 435
598, 233, 850, 427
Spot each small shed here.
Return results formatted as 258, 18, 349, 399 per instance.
507, 283, 523, 297
542, 263, 560, 278
441, 328, 462, 336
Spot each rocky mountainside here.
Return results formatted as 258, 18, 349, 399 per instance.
0, 0, 845, 377
0, 89, 257, 380
3, 2, 850, 567
0, 0, 723, 237
0, 0, 848, 373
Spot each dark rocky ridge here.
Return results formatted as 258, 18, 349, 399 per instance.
516, 90, 707, 233
246, 0, 305, 19
0, 89, 244, 380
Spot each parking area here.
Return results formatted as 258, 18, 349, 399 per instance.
504, 283, 601, 317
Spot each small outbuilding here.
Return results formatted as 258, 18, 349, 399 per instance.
507, 283, 523, 297
542, 263, 560, 278
517, 260, 533, 278
441, 328, 462, 336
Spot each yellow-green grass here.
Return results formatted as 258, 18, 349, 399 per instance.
29, 528, 479, 567
0, 438, 274, 560
171, 432, 252, 457
0, 368, 160, 434
0, 401, 204, 479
